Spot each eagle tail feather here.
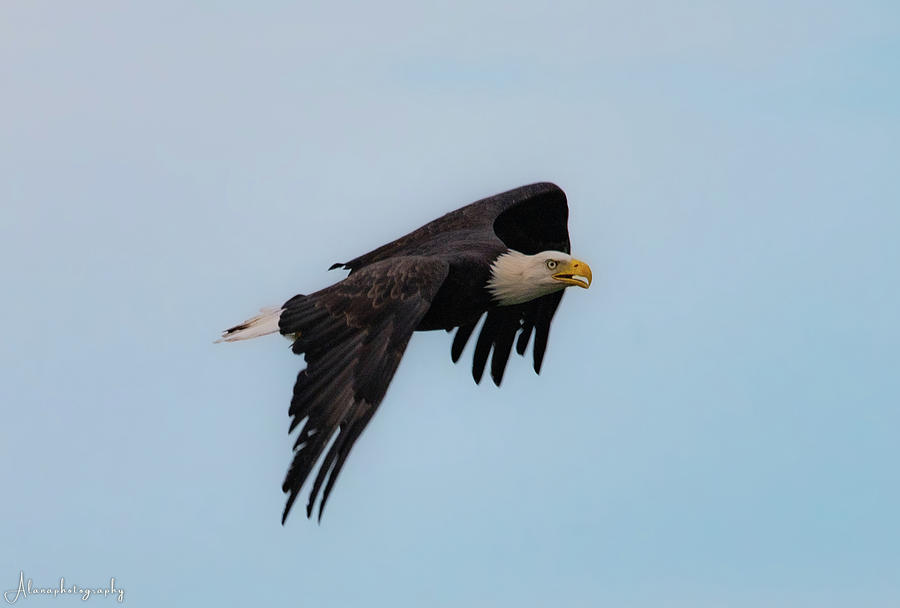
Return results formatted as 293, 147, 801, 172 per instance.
217, 306, 282, 342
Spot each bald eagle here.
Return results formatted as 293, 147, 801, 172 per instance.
219, 182, 592, 522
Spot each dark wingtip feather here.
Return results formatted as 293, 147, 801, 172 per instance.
451, 321, 477, 363
472, 312, 501, 384
531, 291, 564, 374
516, 320, 534, 356
282, 491, 297, 525
533, 324, 549, 374
489, 322, 517, 387
328, 262, 346, 271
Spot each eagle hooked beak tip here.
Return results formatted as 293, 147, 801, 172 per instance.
552, 259, 592, 289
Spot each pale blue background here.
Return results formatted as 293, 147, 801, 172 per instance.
2, 2, 898, 606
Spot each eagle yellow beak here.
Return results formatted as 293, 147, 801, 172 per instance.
552, 258, 592, 289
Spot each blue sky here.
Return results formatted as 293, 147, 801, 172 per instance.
2, 2, 898, 606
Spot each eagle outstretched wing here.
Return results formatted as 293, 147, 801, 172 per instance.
278, 256, 449, 521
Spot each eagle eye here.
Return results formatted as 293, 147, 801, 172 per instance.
546, 259, 558, 270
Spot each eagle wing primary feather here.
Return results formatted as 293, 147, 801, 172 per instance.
278, 257, 449, 522
451, 290, 565, 386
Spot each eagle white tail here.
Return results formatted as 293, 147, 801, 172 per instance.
217, 307, 283, 342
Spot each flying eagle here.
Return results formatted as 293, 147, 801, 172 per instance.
219, 182, 592, 522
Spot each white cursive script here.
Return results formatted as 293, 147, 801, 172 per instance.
4, 571, 125, 604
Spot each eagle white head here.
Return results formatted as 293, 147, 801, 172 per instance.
486, 250, 593, 306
